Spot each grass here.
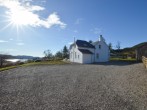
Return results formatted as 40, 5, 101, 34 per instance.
110, 58, 137, 62
0, 66, 18, 72
22, 60, 69, 66
0, 60, 69, 72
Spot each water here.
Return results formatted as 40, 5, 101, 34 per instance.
6, 59, 28, 63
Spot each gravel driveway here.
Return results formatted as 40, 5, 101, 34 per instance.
0, 62, 147, 110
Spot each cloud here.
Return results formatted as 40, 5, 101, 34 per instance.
0, 0, 66, 29
42, 12, 66, 28
75, 18, 83, 25
91, 28, 102, 35
0, 40, 8, 43
16, 42, 24, 46
25, 2, 45, 11
30, 5, 45, 11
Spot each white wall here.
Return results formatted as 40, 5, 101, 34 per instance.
69, 46, 83, 63
78, 47, 95, 63
69, 45, 95, 63
94, 41, 110, 62
82, 54, 93, 63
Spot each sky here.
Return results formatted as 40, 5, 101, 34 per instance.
0, 0, 147, 57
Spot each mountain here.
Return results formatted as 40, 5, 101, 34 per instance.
12, 55, 41, 60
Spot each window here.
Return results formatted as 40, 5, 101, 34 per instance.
75, 52, 77, 58
99, 45, 101, 49
78, 55, 80, 59
97, 53, 99, 59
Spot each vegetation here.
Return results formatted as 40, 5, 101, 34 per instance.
89, 40, 93, 43
22, 60, 68, 66
112, 42, 147, 54
0, 60, 68, 72
0, 66, 18, 72
62, 45, 69, 59
43, 45, 69, 60
116, 41, 121, 50
43, 50, 53, 60
55, 51, 63, 59
110, 42, 147, 59
0, 45, 70, 72
110, 57, 137, 63
0, 54, 11, 67
108, 43, 112, 51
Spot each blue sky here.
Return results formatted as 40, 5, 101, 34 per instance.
0, 0, 147, 57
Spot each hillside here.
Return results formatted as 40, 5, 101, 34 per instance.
112, 42, 147, 55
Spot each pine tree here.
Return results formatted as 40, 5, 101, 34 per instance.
62, 45, 69, 59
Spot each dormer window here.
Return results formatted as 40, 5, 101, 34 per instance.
99, 45, 101, 49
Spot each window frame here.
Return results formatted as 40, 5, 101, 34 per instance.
96, 53, 99, 59
99, 45, 101, 49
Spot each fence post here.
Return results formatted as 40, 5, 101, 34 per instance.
142, 56, 147, 68
146, 57, 147, 68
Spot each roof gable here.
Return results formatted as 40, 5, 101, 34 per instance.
93, 40, 108, 47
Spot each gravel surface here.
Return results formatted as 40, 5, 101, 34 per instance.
0, 62, 147, 110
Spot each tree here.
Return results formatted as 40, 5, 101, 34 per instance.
116, 41, 121, 58
89, 40, 93, 44
0, 54, 10, 67
55, 51, 63, 59
62, 45, 69, 59
43, 50, 53, 60
116, 41, 121, 50
108, 43, 112, 51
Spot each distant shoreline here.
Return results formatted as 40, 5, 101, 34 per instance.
6, 59, 28, 63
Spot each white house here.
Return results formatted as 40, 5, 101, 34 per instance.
69, 35, 110, 64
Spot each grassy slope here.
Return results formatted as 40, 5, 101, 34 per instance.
0, 66, 18, 72
0, 60, 68, 72
22, 60, 68, 66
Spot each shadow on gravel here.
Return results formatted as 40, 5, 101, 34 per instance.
92, 61, 140, 66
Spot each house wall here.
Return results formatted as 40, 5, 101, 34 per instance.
78, 47, 95, 63
82, 54, 93, 63
94, 41, 110, 62
69, 45, 83, 63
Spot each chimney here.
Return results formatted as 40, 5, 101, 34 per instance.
99, 35, 103, 41
74, 37, 76, 47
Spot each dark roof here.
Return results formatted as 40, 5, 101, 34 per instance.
76, 40, 95, 48
78, 49, 93, 54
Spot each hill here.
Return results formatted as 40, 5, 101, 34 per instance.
112, 42, 147, 55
